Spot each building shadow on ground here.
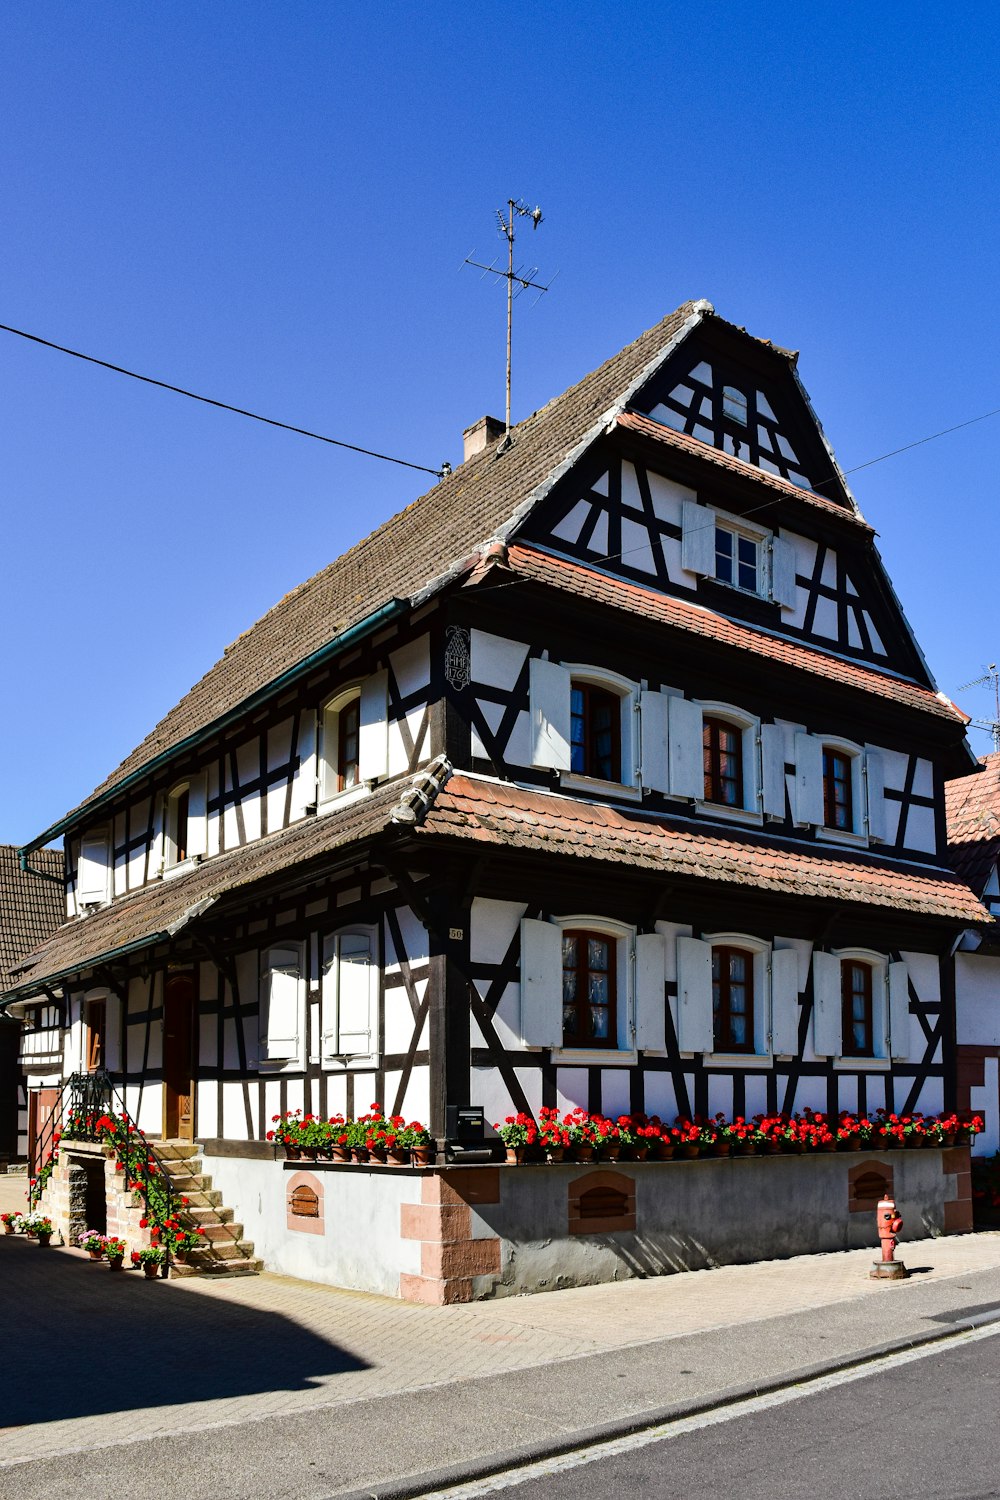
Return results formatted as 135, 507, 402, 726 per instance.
0, 1237, 369, 1427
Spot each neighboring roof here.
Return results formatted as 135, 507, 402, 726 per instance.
0, 846, 64, 990
417, 775, 989, 924
945, 753, 1000, 894
2, 788, 402, 1001
615, 412, 874, 530
499, 545, 967, 725
73, 301, 709, 816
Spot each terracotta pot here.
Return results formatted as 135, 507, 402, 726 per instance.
332, 1146, 351, 1163
37, 1233, 52, 1247
544, 1146, 565, 1164
939, 1132, 956, 1148
3, 1224, 14, 1235
600, 1145, 621, 1161
679, 1143, 701, 1159
411, 1146, 433, 1167
505, 1146, 525, 1165
764, 1141, 783, 1155
820, 1141, 838, 1152
107, 1256, 123, 1272
710, 1141, 731, 1157
841, 1136, 862, 1151
734, 1141, 756, 1157
174, 1250, 188, 1264
88, 1248, 104, 1261
387, 1148, 410, 1166
574, 1145, 596, 1163
284, 1145, 301, 1160
882, 1136, 902, 1150
654, 1142, 675, 1160
368, 1146, 387, 1164
142, 1262, 160, 1279
351, 1146, 370, 1165
631, 1145, 649, 1162
301, 1147, 319, 1161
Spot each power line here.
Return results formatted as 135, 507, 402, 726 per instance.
0, 320, 446, 478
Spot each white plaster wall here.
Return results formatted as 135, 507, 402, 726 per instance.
201, 1156, 423, 1295
956, 954, 1000, 1046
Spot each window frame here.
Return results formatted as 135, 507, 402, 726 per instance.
550, 914, 636, 1064
702, 931, 773, 1066
694, 702, 762, 825
841, 957, 875, 1059
319, 686, 365, 809
831, 947, 889, 1069
818, 737, 867, 846
320, 923, 380, 1070
76, 830, 111, 909
711, 943, 755, 1055
560, 665, 639, 798
560, 927, 618, 1049
84, 996, 107, 1073
258, 942, 307, 1072
164, 782, 191, 871
710, 506, 769, 598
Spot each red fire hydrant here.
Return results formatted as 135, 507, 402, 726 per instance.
870, 1194, 908, 1280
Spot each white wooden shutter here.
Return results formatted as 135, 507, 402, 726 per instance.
864, 748, 887, 842
794, 733, 824, 826
681, 501, 715, 576
770, 947, 800, 1055
760, 724, 787, 819
261, 948, 302, 1062
770, 537, 798, 609
186, 773, 208, 859
320, 935, 338, 1061
335, 932, 375, 1056
888, 960, 910, 1059
635, 933, 667, 1050
668, 697, 704, 800
78, 836, 109, 905
358, 671, 389, 781
639, 690, 670, 793
519, 918, 562, 1047
528, 659, 572, 771
811, 951, 841, 1056
676, 936, 713, 1053
104, 994, 122, 1072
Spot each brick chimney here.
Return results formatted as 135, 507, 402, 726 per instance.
463, 415, 506, 463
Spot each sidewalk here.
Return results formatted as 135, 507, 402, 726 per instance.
2, 1169, 1000, 1499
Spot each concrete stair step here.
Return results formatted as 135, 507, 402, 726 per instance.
161, 1160, 205, 1182
156, 1143, 200, 1160
170, 1257, 262, 1279
164, 1173, 213, 1194
188, 1238, 255, 1262
176, 1188, 222, 1209
186, 1205, 234, 1225
200, 1221, 244, 1243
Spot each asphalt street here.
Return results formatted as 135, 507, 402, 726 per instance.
438, 1325, 1000, 1500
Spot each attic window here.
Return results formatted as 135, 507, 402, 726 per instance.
723, 386, 748, 426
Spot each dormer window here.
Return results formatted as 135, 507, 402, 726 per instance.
715, 525, 760, 593
77, 833, 110, 909
722, 386, 748, 426
320, 688, 363, 804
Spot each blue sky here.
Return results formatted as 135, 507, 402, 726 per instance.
2, 3, 999, 844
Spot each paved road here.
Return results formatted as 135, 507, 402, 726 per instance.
441, 1325, 1000, 1500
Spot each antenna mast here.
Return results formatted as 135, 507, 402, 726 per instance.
464, 199, 552, 434
958, 663, 1000, 752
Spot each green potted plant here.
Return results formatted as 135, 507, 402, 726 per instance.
1, 1211, 22, 1235
103, 1235, 127, 1270
494, 1113, 537, 1165
401, 1120, 434, 1166
78, 1227, 106, 1260
26, 1214, 54, 1245
132, 1244, 166, 1279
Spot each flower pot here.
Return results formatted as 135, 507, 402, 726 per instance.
351, 1147, 370, 1165
709, 1141, 731, 1157
505, 1146, 525, 1165
174, 1250, 188, 1264
88, 1249, 104, 1261
654, 1142, 675, 1160
284, 1145, 302, 1160
631, 1145, 649, 1162
734, 1141, 756, 1157
600, 1145, 621, 1161
3, 1224, 14, 1235
939, 1132, 956, 1148
37, 1233, 52, 1247
574, 1145, 596, 1163
820, 1141, 838, 1152
387, 1148, 410, 1166
368, 1146, 387, 1164
332, 1146, 351, 1163
764, 1141, 783, 1155
679, 1143, 701, 1160
142, 1262, 160, 1279
411, 1146, 433, 1167
544, 1146, 565, 1164
301, 1147, 319, 1161
904, 1135, 925, 1149
842, 1136, 863, 1151
107, 1256, 123, 1272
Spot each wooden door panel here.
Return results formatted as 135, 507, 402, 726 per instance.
163, 976, 195, 1142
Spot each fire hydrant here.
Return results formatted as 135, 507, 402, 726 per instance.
870, 1194, 908, 1280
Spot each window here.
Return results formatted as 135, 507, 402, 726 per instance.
570, 683, 621, 782
321, 928, 378, 1065
166, 783, 190, 866
715, 525, 760, 592
712, 945, 754, 1053
320, 689, 362, 803
703, 717, 744, 807
77, 833, 110, 908
841, 959, 874, 1057
722, 386, 748, 426
259, 946, 305, 1068
561, 929, 617, 1047
823, 749, 854, 831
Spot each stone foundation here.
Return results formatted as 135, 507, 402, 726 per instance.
35, 1141, 152, 1253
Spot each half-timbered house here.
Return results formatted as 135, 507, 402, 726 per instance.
0, 844, 63, 1163
946, 753, 1000, 1158
3, 299, 989, 1297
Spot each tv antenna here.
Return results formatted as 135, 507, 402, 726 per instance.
958, 663, 1000, 751
464, 199, 554, 435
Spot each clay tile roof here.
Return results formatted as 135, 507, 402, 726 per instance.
945, 752, 1000, 894
616, 412, 872, 529
0, 846, 64, 990
503, 545, 965, 724
418, 775, 988, 924
3, 787, 401, 1001
74, 302, 707, 817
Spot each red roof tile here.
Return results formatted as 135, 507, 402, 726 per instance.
419, 776, 988, 923
616, 412, 872, 529
502, 545, 966, 725
945, 752, 1000, 894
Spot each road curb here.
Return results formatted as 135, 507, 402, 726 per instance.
335, 1311, 1000, 1500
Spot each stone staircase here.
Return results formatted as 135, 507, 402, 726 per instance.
156, 1142, 262, 1277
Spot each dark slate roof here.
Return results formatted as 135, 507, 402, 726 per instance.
418, 775, 989, 924
0, 846, 64, 989
3, 788, 401, 1000
945, 753, 1000, 895
76, 301, 707, 814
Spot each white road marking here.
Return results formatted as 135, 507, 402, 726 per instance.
416, 1319, 1000, 1497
